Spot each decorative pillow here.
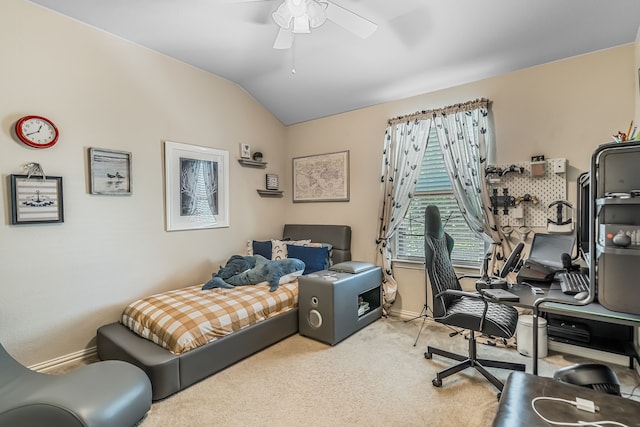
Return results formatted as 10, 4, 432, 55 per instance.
305, 242, 333, 266
251, 240, 272, 259
247, 238, 291, 257
271, 239, 311, 260
286, 244, 330, 274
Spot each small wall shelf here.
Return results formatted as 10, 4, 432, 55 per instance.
238, 159, 267, 168
257, 189, 283, 197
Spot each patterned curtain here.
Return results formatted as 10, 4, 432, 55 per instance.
376, 118, 432, 313
432, 99, 509, 275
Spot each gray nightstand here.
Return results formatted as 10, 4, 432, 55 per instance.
298, 264, 382, 345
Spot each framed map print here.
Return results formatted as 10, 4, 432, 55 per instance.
292, 150, 349, 202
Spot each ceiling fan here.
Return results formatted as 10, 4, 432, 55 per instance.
267, 0, 378, 49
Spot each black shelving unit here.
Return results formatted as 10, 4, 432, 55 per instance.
545, 311, 638, 368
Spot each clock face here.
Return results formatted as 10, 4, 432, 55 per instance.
15, 115, 59, 148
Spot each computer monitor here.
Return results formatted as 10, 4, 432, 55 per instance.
527, 233, 576, 270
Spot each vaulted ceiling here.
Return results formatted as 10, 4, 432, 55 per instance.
28, 0, 640, 125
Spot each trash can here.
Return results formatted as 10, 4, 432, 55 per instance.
516, 315, 548, 358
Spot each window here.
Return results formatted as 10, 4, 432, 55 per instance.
394, 128, 485, 268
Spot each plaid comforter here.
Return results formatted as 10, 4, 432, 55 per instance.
121, 282, 298, 355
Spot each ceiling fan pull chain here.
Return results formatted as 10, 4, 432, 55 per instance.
291, 39, 297, 74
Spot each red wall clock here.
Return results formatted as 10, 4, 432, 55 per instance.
15, 115, 59, 149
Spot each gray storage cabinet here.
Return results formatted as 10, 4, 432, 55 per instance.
592, 141, 640, 315
298, 266, 382, 345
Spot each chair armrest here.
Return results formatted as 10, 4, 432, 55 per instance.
435, 289, 482, 300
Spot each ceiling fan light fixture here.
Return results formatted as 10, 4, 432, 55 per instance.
292, 15, 311, 33
273, 0, 327, 33
272, 3, 293, 29
307, 1, 328, 28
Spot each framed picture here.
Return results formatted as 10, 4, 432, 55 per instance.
164, 140, 229, 231
292, 150, 350, 202
10, 174, 64, 224
89, 147, 132, 195
240, 143, 251, 159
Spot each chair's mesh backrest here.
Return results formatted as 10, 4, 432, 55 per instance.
424, 205, 462, 318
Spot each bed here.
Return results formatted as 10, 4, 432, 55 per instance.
97, 224, 351, 400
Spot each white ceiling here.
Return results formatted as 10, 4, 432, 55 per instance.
28, 0, 640, 125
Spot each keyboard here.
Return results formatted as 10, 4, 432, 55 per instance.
557, 272, 590, 295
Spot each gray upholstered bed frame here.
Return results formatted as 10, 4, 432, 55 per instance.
97, 224, 351, 400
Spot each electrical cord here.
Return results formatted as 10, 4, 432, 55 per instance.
621, 383, 640, 400
531, 396, 629, 426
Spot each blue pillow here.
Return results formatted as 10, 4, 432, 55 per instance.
252, 240, 272, 259
286, 244, 330, 275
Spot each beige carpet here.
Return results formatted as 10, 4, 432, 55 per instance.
111, 316, 637, 427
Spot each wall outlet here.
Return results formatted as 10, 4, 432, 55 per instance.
554, 158, 566, 174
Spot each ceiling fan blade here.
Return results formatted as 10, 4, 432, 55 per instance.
325, 1, 377, 39
273, 27, 294, 49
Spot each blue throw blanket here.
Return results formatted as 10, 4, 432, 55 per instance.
202, 255, 305, 292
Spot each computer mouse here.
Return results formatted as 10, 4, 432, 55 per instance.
574, 291, 589, 300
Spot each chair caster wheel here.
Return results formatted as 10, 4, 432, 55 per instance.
432, 378, 442, 387
424, 352, 432, 359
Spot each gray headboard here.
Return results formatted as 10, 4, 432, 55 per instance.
282, 224, 351, 264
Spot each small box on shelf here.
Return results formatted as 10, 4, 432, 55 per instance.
266, 173, 279, 190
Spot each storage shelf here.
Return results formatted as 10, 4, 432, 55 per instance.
596, 197, 640, 206
596, 243, 640, 256
548, 335, 638, 361
256, 189, 283, 197
238, 159, 267, 168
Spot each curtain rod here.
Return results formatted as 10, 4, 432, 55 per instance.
387, 98, 491, 126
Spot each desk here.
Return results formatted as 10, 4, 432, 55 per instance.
492, 371, 640, 427
507, 282, 640, 375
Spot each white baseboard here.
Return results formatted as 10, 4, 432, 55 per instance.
389, 308, 425, 320
29, 346, 97, 373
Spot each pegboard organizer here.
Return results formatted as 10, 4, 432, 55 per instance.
486, 158, 567, 229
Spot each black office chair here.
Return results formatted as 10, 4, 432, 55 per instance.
423, 205, 525, 392
554, 363, 621, 396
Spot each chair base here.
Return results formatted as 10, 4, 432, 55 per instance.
424, 332, 526, 392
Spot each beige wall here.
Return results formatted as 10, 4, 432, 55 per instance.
1, 0, 638, 364
286, 44, 637, 318
1, 1, 288, 364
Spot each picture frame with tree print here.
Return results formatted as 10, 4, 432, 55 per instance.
164, 141, 229, 231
